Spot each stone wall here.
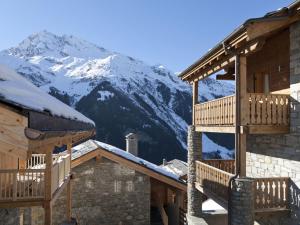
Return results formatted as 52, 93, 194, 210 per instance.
246, 21, 300, 225
52, 157, 151, 225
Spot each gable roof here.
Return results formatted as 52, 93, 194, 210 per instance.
72, 140, 186, 191
160, 159, 187, 178
0, 64, 95, 131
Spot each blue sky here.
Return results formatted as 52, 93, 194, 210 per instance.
0, 0, 291, 72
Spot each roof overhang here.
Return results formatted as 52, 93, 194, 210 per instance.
179, 1, 300, 82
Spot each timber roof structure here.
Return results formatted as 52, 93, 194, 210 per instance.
179, 0, 300, 82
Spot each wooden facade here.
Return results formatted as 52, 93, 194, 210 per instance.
179, 1, 300, 219
0, 102, 95, 225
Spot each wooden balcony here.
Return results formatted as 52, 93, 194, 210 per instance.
195, 160, 290, 213
0, 153, 70, 205
194, 93, 290, 134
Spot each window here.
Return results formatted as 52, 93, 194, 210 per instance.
126, 181, 134, 192
114, 180, 122, 193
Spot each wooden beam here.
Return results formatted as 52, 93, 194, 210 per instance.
29, 130, 95, 153
216, 74, 235, 80
45, 150, 53, 201
192, 81, 199, 125
181, 32, 248, 81
72, 150, 101, 168
195, 126, 235, 133
66, 142, 72, 222
0, 200, 44, 208
248, 125, 289, 134
239, 56, 247, 177
246, 17, 297, 41
185, 39, 263, 82
44, 200, 52, 225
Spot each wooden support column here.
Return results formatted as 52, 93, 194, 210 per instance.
44, 200, 52, 225
45, 148, 53, 201
238, 55, 247, 176
66, 142, 72, 222
44, 147, 53, 225
192, 81, 199, 125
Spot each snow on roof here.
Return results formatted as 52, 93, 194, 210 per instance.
0, 64, 94, 125
160, 159, 187, 178
72, 139, 184, 183
202, 199, 225, 212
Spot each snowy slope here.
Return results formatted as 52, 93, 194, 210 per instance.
0, 31, 235, 163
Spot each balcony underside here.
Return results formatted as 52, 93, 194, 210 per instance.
195, 125, 289, 134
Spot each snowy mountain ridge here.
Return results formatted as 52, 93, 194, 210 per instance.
0, 30, 235, 163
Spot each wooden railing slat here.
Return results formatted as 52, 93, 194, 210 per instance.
194, 93, 289, 127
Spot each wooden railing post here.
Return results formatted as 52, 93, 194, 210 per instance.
66, 142, 72, 222
12, 171, 17, 201
45, 149, 53, 201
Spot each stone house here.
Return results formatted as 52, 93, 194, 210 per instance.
49, 135, 187, 225
179, 1, 300, 225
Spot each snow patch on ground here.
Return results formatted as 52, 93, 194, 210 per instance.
202, 199, 225, 211
97, 90, 114, 101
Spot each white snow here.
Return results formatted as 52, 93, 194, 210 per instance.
202, 199, 225, 211
202, 134, 233, 159
72, 140, 183, 182
0, 64, 94, 125
97, 90, 114, 101
0, 30, 235, 155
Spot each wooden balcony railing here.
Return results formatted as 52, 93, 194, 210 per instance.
196, 160, 290, 211
194, 93, 290, 127
196, 161, 234, 201
0, 169, 45, 201
51, 153, 71, 194
248, 94, 289, 126
202, 159, 235, 174
254, 177, 289, 210
0, 153, 70, 202
194, 95, 235, 126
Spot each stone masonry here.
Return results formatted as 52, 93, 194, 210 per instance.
230, 178, 254, 225
187, 125, 202, 218
51, 157, 151, 225
246, 21, 300, 225
20, 156, 151, 225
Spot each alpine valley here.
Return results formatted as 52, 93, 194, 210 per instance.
0, 31, 235, 164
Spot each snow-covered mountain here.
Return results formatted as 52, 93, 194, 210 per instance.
0, 31, 235, 163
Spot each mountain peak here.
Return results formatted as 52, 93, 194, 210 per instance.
6, 30, 110, 59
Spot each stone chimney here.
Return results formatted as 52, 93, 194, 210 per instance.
163, 158, 167, 166
125, 133, 138, 156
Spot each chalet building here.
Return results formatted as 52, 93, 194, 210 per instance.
179, 1, 300, 225
40, 135, 187, 225
0, 65, 95, 225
